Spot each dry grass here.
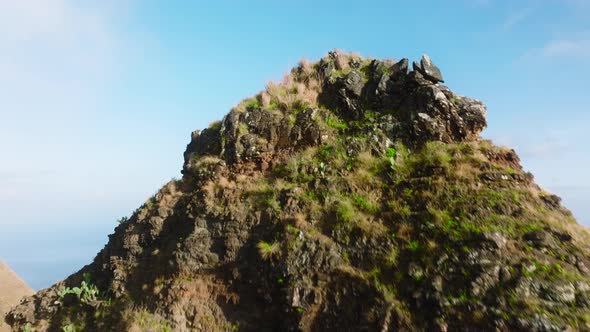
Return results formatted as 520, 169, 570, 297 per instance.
333, 50, 350, 71
346, 168, 377, 191
195, 156, 223, 168
217, 176, 235, 190
229, 51, 373, 117
305, 227, 336, 248
259, 90, 272, 108
294, 57, 321, 89
358, 151, 384, 171
452, 162, 479, 180
249, 56, 327, 115
262, 75, 319, 113
335, 264, 365, 279
517, 184, 590, 252
426, 239, 438, 251
201, 181, 221, 213
128, 309, 173, 332
293, 212, 308, 228
356, 216, 388, 237
297, 58, 314, 76
395, 223, 414, 241
230, 51, 379, 117
329, 49, 363, 71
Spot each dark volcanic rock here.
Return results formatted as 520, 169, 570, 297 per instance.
524, 230, 555, 249
412, 60, 422, 73
391, 58, 409, 76
420, 54, 444, 83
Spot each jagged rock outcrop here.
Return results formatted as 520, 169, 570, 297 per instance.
6, 52, 590, 332
414, 55, 444, 83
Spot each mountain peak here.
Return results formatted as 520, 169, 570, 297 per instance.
184, 51, 486, 173
7, 52, 590, 332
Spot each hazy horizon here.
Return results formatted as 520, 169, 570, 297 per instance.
1, 0, 589, 290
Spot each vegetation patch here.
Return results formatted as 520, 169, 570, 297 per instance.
257, 241, 281, 260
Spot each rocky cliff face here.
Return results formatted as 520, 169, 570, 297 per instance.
6, 52, 590, 332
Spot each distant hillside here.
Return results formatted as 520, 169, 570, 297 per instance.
6, 52, 590, 331
0, 261, 33, 332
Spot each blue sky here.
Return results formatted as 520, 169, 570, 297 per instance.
0, 0, 589, 290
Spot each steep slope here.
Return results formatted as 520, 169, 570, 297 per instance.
0, 261, 34, 332
6, 51, 590, 332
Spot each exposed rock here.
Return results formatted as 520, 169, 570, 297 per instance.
541, 193, 562, 209
420, 54, 444, 83
523, 230, 555, 249
343, 70, 363, 97
481, 231, 508, 250
412, 60, 422, 73
541, 282, 576, 304
390, 58, 409, 76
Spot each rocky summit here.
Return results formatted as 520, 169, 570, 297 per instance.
6, 51, 590, 332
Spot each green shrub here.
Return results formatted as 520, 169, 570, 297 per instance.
62, 324, 76, 332
257, 241, 281, 260
417, 142, 451, 170
317, 144, 336, 161
249, 185, 280, 212
235, 97, 260, 112
327, 116, 348, 130
136, 309, 173, 332
57, 273, 99, 305
386, 200, 412, 218
238, 123, 249, 136
407, 241, 421, 252
386, 147, 397, 159
208, 120, 222, 131
334, 199, 357, 223
383, 248, 398, 268
351, 195, 379, 215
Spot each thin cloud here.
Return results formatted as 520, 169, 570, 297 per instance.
542, 38, 590, 57
462, 0, 492, 7
550, 185, 590, 191
517, 36, 590, 62
523, 141, 569, 159
0, 0, 129, 97
0, 0, 112, 49
0, 1, 131, 221
502, 8, 534, 31
563, 0, 590, 7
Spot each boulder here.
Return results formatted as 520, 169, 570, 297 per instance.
390, 58, 409, 76
523, 230, 554, 249
541, 282, 576, 304
420, 54, 445, 83
412, 60, 422, 73
343, 70, 363, 97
